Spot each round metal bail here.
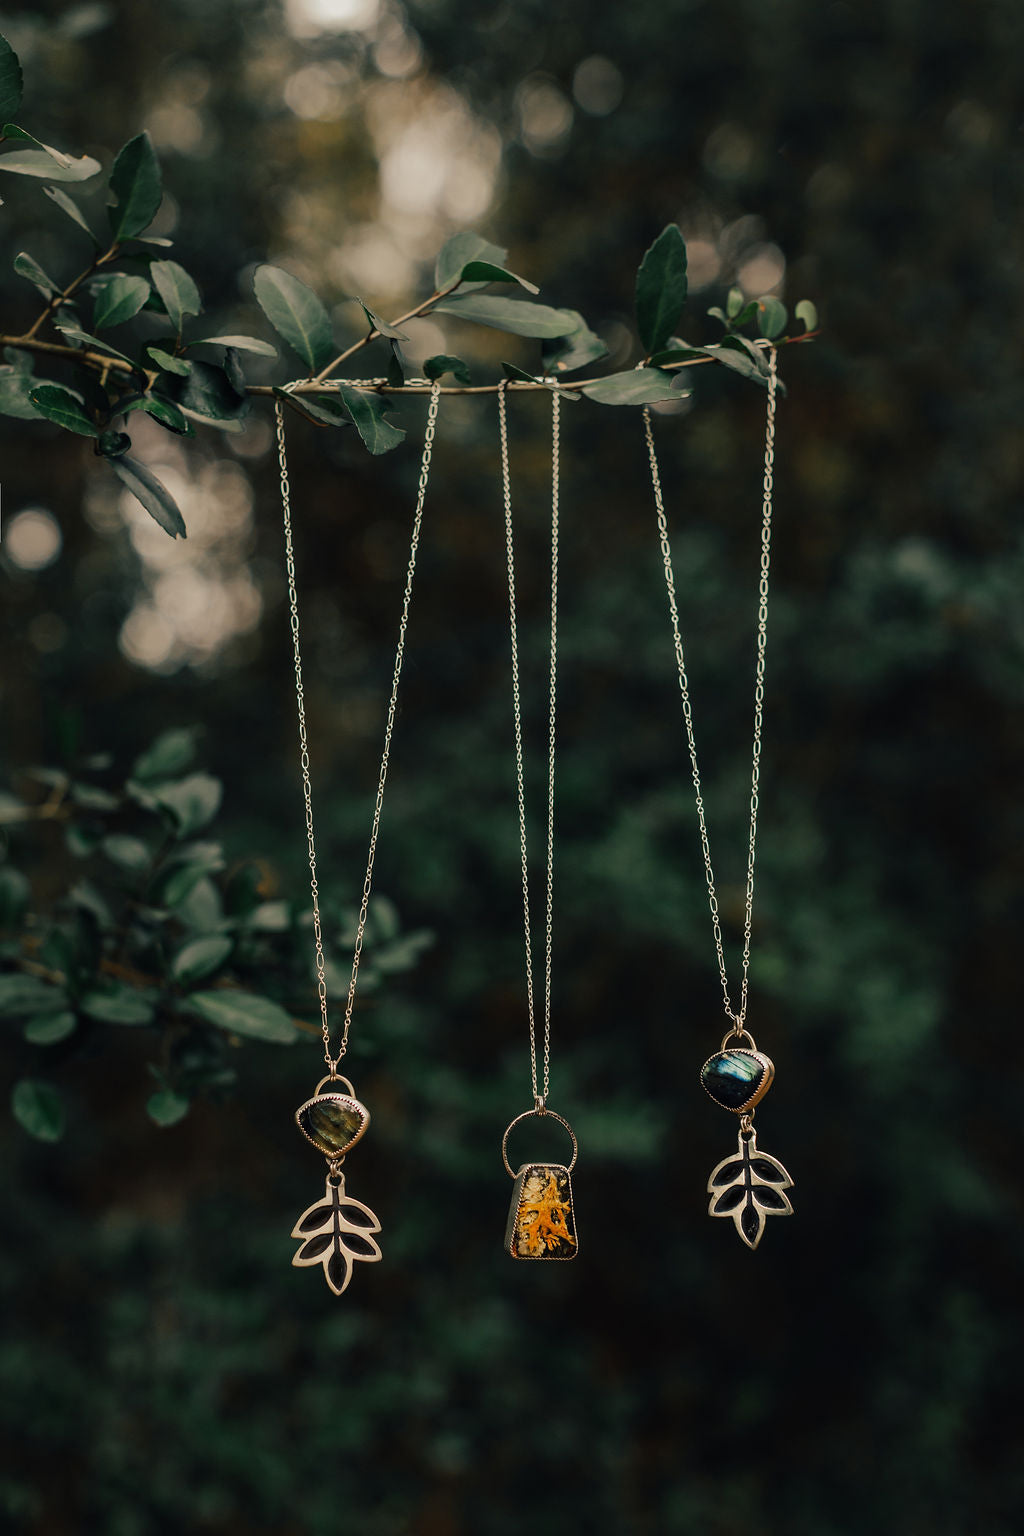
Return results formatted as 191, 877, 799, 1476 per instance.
501, 1107, 578, 1178
720, 1024, 757, 1053
315, 1072, 356, 1097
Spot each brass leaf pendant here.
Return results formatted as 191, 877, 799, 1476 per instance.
291, 1171, 382, 1295
292, 1076, 381, 1293
707, 1126, 793, 1250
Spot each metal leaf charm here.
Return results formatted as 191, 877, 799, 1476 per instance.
291, 1172, 382, 1294
707, 1126, 793, 1250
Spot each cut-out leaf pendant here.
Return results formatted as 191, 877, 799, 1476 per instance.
707, 1126, 793, 1250
291, 1172, 382, 1294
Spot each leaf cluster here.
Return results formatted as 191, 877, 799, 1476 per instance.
1, 728, 434, 1142
0, 30, 816, 542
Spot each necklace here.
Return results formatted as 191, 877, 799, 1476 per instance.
277, 380, 442, 1294
644, 348, 794, 1249
497, 382, 579, 1261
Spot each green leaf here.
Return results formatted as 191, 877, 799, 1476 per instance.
151, 859, 215, 909
152, 774, 222, 837
0, 363, 40, 419
69, 782, 119, 811
795, 298, 818, 333
101, 833, 151, 870
0, 973, 64, 1015
194, 334, 276, 357
635, 224, 688, 354
11, 1079, 64, 1142
726, 286, 745, 318
141, 394, 194, 436
81, 984, 155, 1026
706, 306, 729, 327
146, 346, 191, 375
423, 354, 471, 385
169, 359, 248, 425
149, 259, 201, 333
171, 934, 233, 984
93, 273, 150, 330
110, 455, 186, 538
108, 131, 162, 240
541, 312, 608, 374
185, 989, 297, 1045
2, 125, 77, 165
14, 251, 59, 296
458, 261, 539, 295
97, 429, 131, 458
55, 320, 133, 363
273, 386, 349, 429
433, 294, 578, 338
147, 1088, 189, 1127
358, 300, 408, 341
701, 338, 779, 391
434, 232, 507, 291
501, 362, 580, 399
29, 384, 97, 437
24, 1011, 76, 1045
581, 369, 683, 405
756, 296, 788, 340
253, 265, 334, 372
647, 347, 705, 367
43, 184, 96, 241
0, 34, 24, 121
0, 866, 30, 926
335, 384, 406, 454
177, 876, 224, 933
0, 149, 100, 181
132, 727, 198, 783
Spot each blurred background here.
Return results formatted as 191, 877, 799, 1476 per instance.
2, 1, 1022, 1532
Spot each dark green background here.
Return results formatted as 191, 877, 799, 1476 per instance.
2, 1, 1022, 1531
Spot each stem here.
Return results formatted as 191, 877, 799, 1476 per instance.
309, 281, 460, 385
20, 241, 120, 342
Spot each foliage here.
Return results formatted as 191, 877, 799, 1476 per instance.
0, 27, 813, 537
1, 728, 433, 1140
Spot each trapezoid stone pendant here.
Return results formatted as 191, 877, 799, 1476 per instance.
707, 1126, 793, 1250
501, 1105, 580, 1260
505, 1163, 578, 1260
292, 1075, 381, 1293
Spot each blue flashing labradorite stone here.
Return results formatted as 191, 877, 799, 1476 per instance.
701, 1050, 766, 1111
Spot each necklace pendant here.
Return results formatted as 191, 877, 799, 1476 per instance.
292, 1075, 382, 1292
501, 1105, 579, 1260
506, 1163, 578, 1260
707, 1125, 793, 1250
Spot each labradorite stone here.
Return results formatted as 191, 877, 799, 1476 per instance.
298, 1096, 366, 1155
701, 1050, 765, 1110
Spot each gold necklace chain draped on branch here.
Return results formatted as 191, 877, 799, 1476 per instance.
497, 382, 579, 1263
644, 348, 793, 1251
278, 381, 441, 1295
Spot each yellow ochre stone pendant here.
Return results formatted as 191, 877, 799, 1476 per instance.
292, 1077, 382, 1293
506, 1163, 578, 1260
501, 1106, 579, 1260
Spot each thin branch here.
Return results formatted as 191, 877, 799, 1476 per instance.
20, 241, 120, 342
309, 282, 458, 385
0, 327, 816, 399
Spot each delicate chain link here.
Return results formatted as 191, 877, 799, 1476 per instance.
276, 399, 330, 1058
275, 382, 442, 1071
643, 348, 779, 1033
498, 383, 560, 1105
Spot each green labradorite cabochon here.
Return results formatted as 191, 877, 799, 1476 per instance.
700, 1049, 775, 1112
296, 1093, 370, 1157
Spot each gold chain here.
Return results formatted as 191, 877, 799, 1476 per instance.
643, 348, 778, 1035
498, 382, 561, 1106
275, 381, 442, 1071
